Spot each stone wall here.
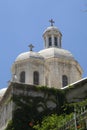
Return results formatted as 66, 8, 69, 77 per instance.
0, 82, 63, 129
0, 78, 87, 129
12, 83, 60, 112
65, 78, 87, 103
0, 85, 13, 130
45, 58, 82, 88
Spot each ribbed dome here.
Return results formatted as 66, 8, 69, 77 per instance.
39, 47, 74, 60
15, 51, 44, 62
43, 26, 62, 35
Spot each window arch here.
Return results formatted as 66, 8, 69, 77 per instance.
20, 71, 25, 83
54, 37, 58, 46
48, 37, 52, 47
62, 75, 68, 87
33, 71, 39, 85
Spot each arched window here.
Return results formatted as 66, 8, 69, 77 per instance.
33, 71, 39, 85
62, 75, 68, 87
54, 37, 58, 46
20, 71, 25, 83
48, 37, 52, 47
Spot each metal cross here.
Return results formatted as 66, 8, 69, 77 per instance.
49, 19, 55, 26
28, 44, 34, 51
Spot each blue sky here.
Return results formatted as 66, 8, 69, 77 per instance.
0, 0, 87, 89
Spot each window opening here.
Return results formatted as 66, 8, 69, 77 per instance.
49, 37, 52, 47
62, 75, 68, 87
20, 71, 25, 83
33, 71, 39, 85
54, 37, 58, 46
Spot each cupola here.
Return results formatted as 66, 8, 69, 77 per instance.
43, 19, 62, 49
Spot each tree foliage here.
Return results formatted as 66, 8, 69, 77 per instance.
33, 114, 73, 130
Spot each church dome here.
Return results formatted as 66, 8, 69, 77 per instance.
43, 26, 62, 36
39, 47, 74, 60
15, 51, 44, 62
11, 20, 83, 88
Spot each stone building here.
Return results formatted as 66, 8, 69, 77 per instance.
11, 20, 83, 89
0, 20, 86, 130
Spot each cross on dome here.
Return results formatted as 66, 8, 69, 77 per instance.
28, 44, 34, 51
49, 19, 55, 26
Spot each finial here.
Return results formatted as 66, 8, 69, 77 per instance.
49, 19, 55, 26
28, 44, 34, 51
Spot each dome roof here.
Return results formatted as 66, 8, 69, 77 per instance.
43, 26, 62, 35
15, 51, 44, 62
39, 47, 74, 60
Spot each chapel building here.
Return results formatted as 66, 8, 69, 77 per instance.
11, 20, 83, 89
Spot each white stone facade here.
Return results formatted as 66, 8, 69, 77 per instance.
11, 24, 83, 89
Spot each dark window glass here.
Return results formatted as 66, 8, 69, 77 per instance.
54, 37, 57, 46
33, 71, 39, 85
62, 75, 68, 87
20, 71, 25, 83
49, 37, 52, 46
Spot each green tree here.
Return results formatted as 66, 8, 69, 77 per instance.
33, 114, 73, 130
